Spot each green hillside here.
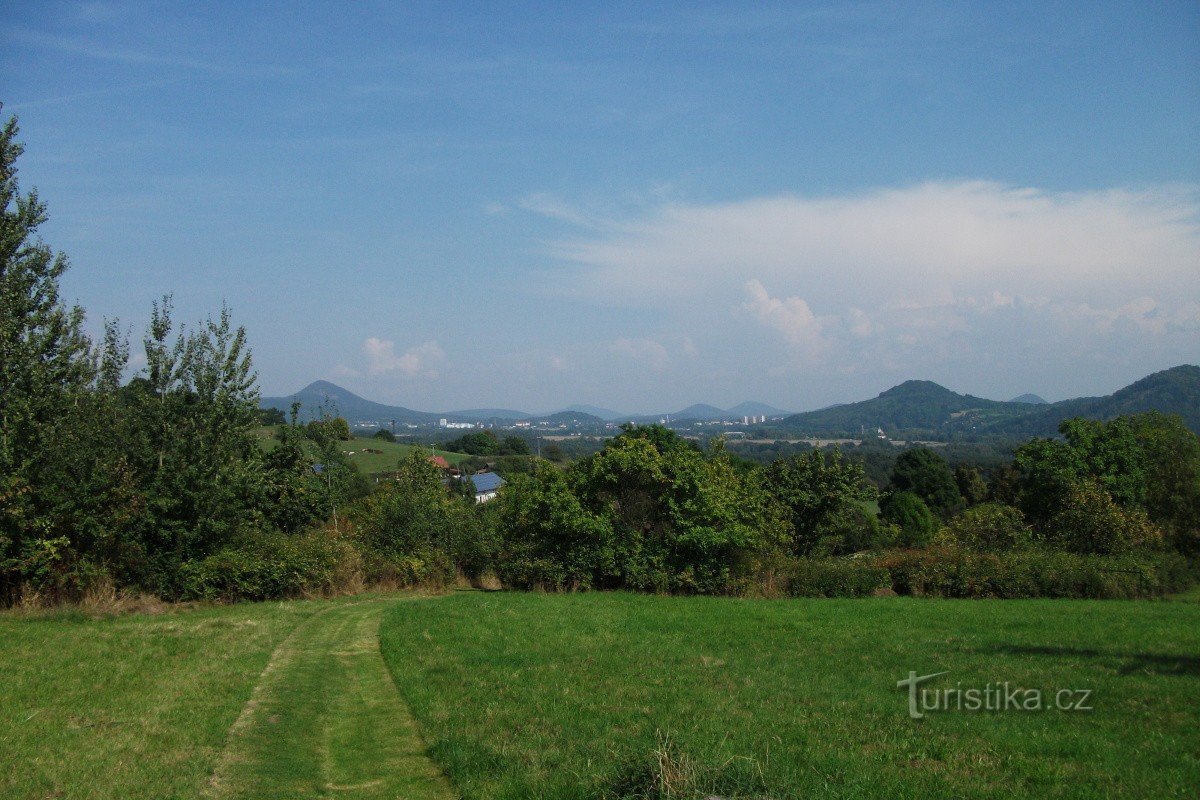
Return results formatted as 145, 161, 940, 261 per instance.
253, 427, 469, 473
777, 365, 1200, 439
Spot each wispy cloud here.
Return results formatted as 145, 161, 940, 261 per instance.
541, 181, 1200, 310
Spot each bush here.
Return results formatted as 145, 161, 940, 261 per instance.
935, 502, 1033, 552
178, 529, 357, 601
778, 557, 891, 598
876, 546, 1192, 599
1045, 479, 1163, 555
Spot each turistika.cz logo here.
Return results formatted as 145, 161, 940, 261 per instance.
896, 671, 1094, 719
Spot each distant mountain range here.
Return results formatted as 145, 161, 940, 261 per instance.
777, 365, 1200, 438
260, 382, 790, 425
262, 366, 1199, 437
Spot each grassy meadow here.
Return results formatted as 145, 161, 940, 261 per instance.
379, 592, 1200, 799
252, 426, 470, 474
2, 592, 1197, 799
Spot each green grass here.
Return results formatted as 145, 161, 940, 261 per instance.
0, 600, 320, 799
5, 591, 1197, 799
0, 596, 453, 800
252, 426, 469, 474
379, 592, 1200, 799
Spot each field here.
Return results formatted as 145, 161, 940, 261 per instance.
380, 593, 1200, 798
252, 426, 470, 473
2, 593, 1198, 799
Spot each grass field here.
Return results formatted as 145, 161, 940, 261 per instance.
2, 593, 1197, 799
379, 593, 1200, 799
0, 596, 452, 800
252, 426, 470, 474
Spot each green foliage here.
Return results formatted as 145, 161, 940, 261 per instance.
776, 557, 891, 597
1045, 479, 1162, 555
352, 451, 483, 585
935, 502, 1033, 552
888, 447, 962, 517
880, 491, 936, 547
879, 546, 1191, 599
306, 415, 351, 442
1130, 412, 1200, 556
763, 449, 877, 555
570, 429, 787, 594
444, 429, 500, 455
178, 530, 356, 601
496, 463, 615, 590
954, 464, 989, 506
372, 427, 396, 442
256, 407, 286, 425
0, 111, 96, 601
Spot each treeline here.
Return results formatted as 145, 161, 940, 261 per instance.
2, 110, 1197, 605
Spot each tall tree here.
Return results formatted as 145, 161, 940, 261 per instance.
0, 110, 95, 598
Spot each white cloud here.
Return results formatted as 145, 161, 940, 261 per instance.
542, 181, 1200, 313
363, 338, 445, 377
741, 280, 827, 357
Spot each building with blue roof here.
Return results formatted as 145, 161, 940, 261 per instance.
467, 471, 505, 503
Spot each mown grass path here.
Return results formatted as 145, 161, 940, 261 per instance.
206, 600, 455, 800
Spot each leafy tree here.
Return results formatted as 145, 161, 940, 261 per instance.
257, 407, 286, 425
306, 416, 351, 442
570, 427, 787, 593
953, 465, 988, 507
888, 448, 962, 518
880, 491, 936, 547
1045, 479, 1161, 555
1058, 417, 1146, 509
353, 450, 478, 584
764, 449, 877, 555
0, 111, 96, 599
1129, 412, 1200, 556
496, 463, 614, 590
372, 428, 396, 442
500, 435, 530, 456
305, 409, 368, 529
935, 502, 1032, 552
445, 429, 499, 455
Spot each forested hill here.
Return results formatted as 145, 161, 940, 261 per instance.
985, 365, 1200, 437
777, 380, 1032, 437
777, 365, 1200, 438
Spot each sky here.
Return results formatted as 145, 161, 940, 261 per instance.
2, 1, 1198, 414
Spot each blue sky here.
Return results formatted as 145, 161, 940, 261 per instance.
3, 1, 1198, 413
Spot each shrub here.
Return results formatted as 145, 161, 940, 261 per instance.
1045, 479, 1163, 555
876, 546, 1192, 599
178, 529, 356, 601
935, 502, 1033, 552
778, 557, 891, 598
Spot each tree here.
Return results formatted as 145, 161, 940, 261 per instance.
1045, 479, 1161, 555
953, 465, 988, 507
1129, 412, 1200, 556
880, 491, 936, 547
764, 449, 877, 555
0, 110, 96, 599
372, 428, 396, 442
936, 503, 1032, 552
888, 448, 962, 518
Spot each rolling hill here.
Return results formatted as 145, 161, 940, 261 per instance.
777, 365, 1200, 438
